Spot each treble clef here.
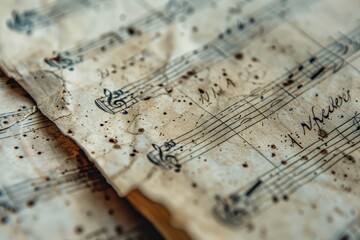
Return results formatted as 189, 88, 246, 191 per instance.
147, 143, 179, 170
44, 55, 72, 69
44, 52, 83, 69
103, 88, 127, 109
213, 194, 250, 226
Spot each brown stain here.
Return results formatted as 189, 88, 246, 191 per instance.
320, 149, 328, 155
115, 225, 123, 235
234, 52, 244, 60
27, 199, 35, 207
283, 79, 294, 87
74, 225, 83, 235
318, 129, 329, 138
113, 144, 121, 149
1, 216, 9, 225
344, 155, 355, 164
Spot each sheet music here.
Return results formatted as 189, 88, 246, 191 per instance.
0, 71, 162, 239
0, 0, 212, 77
1, 0, 360, 239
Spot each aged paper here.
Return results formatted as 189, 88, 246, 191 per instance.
1, 0, 360, 239
0, 70, 162, 239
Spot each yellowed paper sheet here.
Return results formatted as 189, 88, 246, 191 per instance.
0, 70, 161, 239
1, 0, 360, 239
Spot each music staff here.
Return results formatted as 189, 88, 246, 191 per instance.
0, 106, 37, 131
7, 0, 109, 35
147, 25, 360, 170
0, 162, 110, 220
214, 113, 360, 225
0, 109, 54, 141
94, 0, 316, 115
44, 0, 207, 70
